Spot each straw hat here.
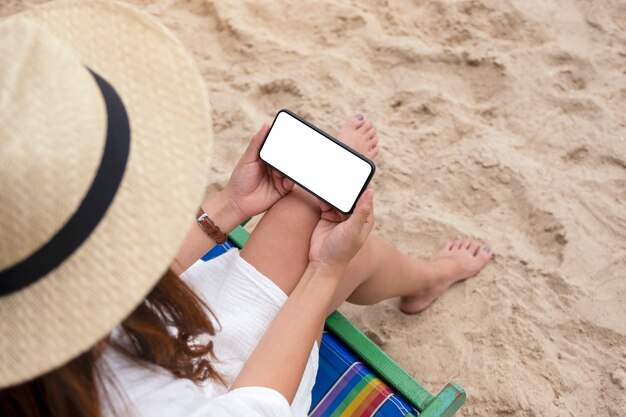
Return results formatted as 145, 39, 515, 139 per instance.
0, 1, 213, 388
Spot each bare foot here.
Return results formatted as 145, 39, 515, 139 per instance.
399, 240, 493, 314
336, 114, 380, 160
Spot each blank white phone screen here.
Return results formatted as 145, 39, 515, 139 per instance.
260, 112, 373, 213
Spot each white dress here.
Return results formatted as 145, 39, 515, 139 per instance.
101, 248, 319, 417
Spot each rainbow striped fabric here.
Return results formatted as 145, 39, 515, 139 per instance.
309, 332, 419, 417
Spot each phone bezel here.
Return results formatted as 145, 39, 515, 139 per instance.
258, 109, 376, 215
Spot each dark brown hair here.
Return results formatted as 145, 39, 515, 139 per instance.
0, 268, 221, 417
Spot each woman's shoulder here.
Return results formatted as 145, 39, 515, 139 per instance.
99, 344, 292, 417
98, 342, 205, 409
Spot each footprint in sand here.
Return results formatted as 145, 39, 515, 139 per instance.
543, 50, 595, 93
417, 154, 568, 266
370, 45, 510, 105
252, 79, 306, 115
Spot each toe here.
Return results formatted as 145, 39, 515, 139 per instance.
437, 240, 454, 250
452, 239, 463, 250
477, 246, 493, 261
358, 119, 373, 132
366, 127, 377, 140
347, 113, 365, 129
370, 143, 380, 158
369, 135, 379, 149
469, 241, 481, 256
461, 240, 472, 250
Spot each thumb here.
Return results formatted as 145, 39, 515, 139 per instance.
244, 123, 270, 160
344, 189, 374, 237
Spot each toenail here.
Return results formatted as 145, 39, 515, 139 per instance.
483, 247, 491, 253
356, 114, 364, 121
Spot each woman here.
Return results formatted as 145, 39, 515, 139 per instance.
0, 2, 492, 417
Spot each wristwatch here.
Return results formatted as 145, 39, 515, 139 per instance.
196, 208, 227, 244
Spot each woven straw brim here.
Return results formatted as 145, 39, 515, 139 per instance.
0, 0, 212, 388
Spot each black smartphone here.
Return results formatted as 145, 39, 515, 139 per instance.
259, 109, 376, 214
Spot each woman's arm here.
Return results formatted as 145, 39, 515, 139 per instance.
230, 264, 338, 402
171, 190, 245, 275
231, 190, 375, 403
171, 124, 295, 275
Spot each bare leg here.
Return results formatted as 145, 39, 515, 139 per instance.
331, 236, 492, 315
333, 235, 435, 307
241, 186, 492, 315
240, 115, 492, 314
240, 113, 378, 295
240, 187, 319, 295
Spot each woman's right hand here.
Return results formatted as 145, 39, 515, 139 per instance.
308, 189, 374, 274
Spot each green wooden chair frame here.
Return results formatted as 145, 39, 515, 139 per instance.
229, 224, 466, 417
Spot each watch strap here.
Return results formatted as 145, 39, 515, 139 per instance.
196, 208, 228, 244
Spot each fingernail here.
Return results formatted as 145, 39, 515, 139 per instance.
483, 247, 491, 253
356, 114, 364, 121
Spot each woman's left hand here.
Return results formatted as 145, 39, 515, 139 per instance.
223, 123, 295, 220
308, 189, 374, 272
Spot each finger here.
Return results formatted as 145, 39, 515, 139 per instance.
318, 200, 343, 222
329, 207, 350, 222
362, 190, 375, 234
318, 199, 333, 213
271, 169, 295, 194
270, 167, 283, 182
243, 123, 270, 161
251, 123, 270, 150
282, 177, 295, 192
318, 200, 348, 222
345, 189, 374, 235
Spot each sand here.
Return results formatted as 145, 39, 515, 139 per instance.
3, 0, 625, 416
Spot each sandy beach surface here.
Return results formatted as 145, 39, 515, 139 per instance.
3, 1, 625, 416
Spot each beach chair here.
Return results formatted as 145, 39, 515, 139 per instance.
203, 223, 466, 417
